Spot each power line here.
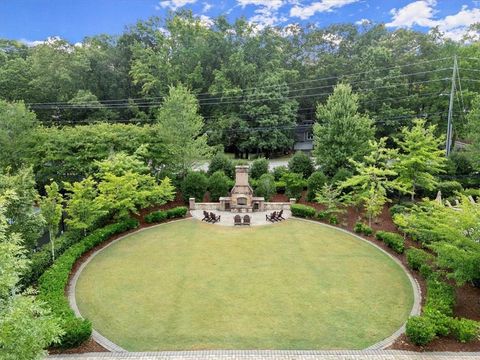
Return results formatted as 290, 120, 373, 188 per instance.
25, 57, 453, 107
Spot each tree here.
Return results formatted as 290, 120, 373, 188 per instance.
182, 171, 208, 202
394, 119, 447, 201
39, 182, 63, 261
313, 84, 375, 175
208, 153, 235, 179
63, 177, 106, 236
255, 173, 276, 201
208, 171, 230, 202
307, 171, 327, 202
315, 184, 345, 219
341, 138, 407, 225
0, 167, 45, 251
0, 100, 38, 170
0, 196, 63, 359
465, 94, 480, 170
156, 84, 212, 177
282, 172, 304, 200
288, 152, 314, 179
250, 158, 269, 180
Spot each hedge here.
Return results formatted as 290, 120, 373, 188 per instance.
406, 316, 437, 345
375, 231, 404, 254
290, 204, 316, 218
425, 278, 456, 317
406, 248, 434, 271
37, 218, 139, 348
144, 206, 188, 224
450, 318, 480, 342
21, 232, 82, 288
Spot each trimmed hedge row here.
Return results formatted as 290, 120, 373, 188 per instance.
406, 278, 479, 345
37, 218, 139, 348
290, 204, 316, 218
375, 231, 405, 254
144, 206, 188, 224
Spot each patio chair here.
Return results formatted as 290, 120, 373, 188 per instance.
202, 210, 210, 222
210, 212, 221, 223
275, 210, 285, 221
234, 215, 242, 226
243, 215, 251, 226
266, 211, 277, 222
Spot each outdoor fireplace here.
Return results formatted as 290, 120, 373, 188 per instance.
219, 165, 264, 212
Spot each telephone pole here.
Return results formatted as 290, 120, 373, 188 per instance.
445, 55, 457, 157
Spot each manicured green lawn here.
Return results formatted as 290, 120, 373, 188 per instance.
76, 219, 413, 351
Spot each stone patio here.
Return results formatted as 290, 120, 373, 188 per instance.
190, 209, 291, 226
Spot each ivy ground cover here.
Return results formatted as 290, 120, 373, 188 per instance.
75, 218, 413, 350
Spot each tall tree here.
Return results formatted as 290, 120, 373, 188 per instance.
313, 84, 375, 175
39, 182, 63, 260
465, 94, 480, 170
394, 119, 447, 200
156, 84, 212, 177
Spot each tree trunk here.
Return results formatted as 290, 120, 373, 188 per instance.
50, 231, 55, 261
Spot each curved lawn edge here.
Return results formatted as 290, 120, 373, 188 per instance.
69, 217, 421, 352
293, 217, 422, 350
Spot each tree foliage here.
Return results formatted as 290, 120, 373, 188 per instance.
313, 84, 375, 175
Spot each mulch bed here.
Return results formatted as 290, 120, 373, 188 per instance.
51, 191, 480, 353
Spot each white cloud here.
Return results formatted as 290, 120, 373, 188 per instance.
158, 0, 197, 11
237, 0, 285, 10
290, 0, 360, 20
199, 14, 214, 27
386, 1, 480, 41
202, 2, 212, 12
355, 18, 371, 25
19, 36, 62, 47
386, 0, 437, 28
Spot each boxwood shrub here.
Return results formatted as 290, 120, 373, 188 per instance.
144, 206, 188, 223
375, 231, 405, 254
406, 248, 434, 271
37, 218, 139, 348
425, 278, 456, 317
354, 222, 373, 236
450, 318, 480, 343
406, 316, 437, 345
290, 204, 316, 218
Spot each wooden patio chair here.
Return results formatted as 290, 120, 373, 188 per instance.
234, 215, 242, 226
210, 212, 220, 223
266, 211, 277, 222
275, 210, 285, 221
202, 210, 210, 222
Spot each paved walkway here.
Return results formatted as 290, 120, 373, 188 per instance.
190, 210, 292, 226
49, 350, 480, 360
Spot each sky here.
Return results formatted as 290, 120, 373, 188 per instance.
0, 0, 479, 45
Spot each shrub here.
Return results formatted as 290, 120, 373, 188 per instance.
288, 152, 314, 179
426, 279, 456, 317
182, 171, 208, 202
306, 171, 327, 201
316, 211, 328, 220
208, 171, 230, 201
331, 167, 352, 185
250, 157, 269, 179
463, 188, 480, 199
255, 173, 276, 201
37, 219, 139, 348
354, 222, 373, 236
448, 151, 474, 176
389, 204, 411, 217
329, 215, 338, 225
291, 204, 316, 218
282, 172, 305, 200
435, 181, 463, 198
406, 248, 434, 271
423, 307, 452, 336
273, 165, 288, 181
450, 318, 480, 343
275, 180, 286, 193
419, 264, 434, 279
208, 153, 235, 179
144, 206, 188, 223
376, 231, 405, 254
406, 316, 436, 346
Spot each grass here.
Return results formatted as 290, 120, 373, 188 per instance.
76, 218, 413, 351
